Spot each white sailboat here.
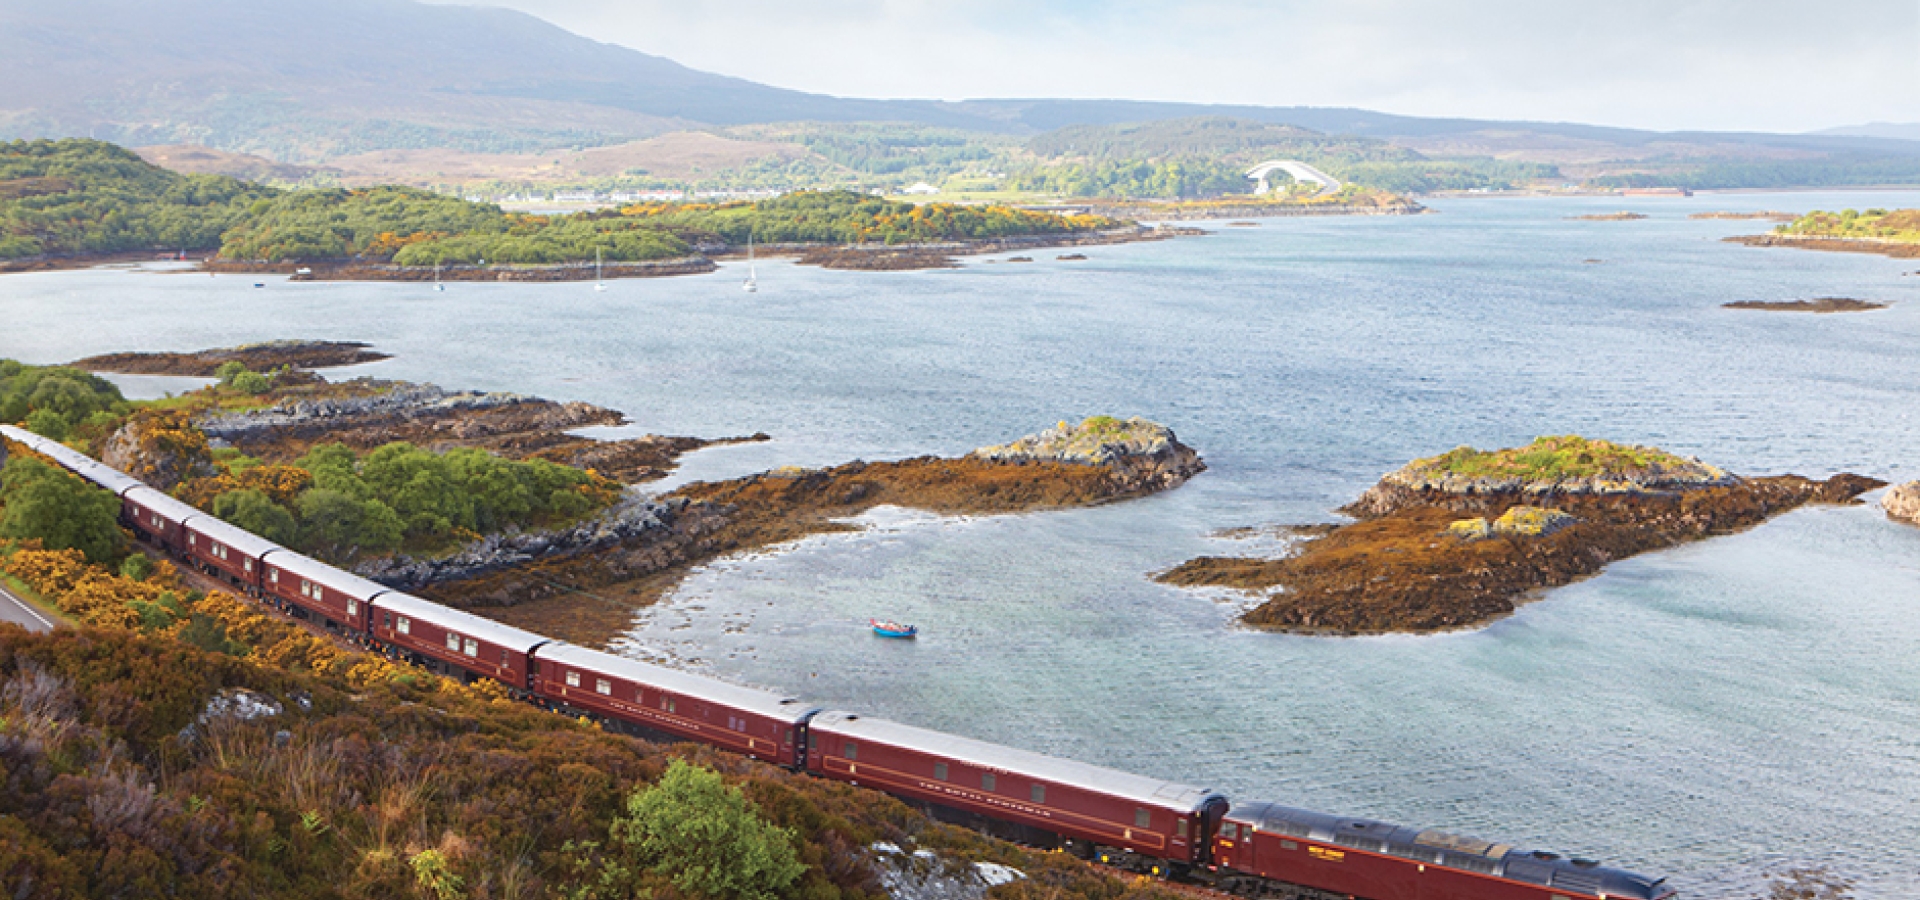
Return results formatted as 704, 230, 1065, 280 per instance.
594, 247, 608, 292
742, 229, 758, 293
434, 263, 445, 291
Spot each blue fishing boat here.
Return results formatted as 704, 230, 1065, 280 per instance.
870, 619, 917, 639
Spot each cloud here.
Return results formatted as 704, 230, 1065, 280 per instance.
436, 0, 1920, 131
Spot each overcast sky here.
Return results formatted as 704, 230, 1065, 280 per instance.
443, 0, 1919, 133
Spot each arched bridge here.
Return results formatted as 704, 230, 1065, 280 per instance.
1246, 160, 1342, 196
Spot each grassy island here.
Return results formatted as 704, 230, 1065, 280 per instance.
1776, 208, 1920, 243
1159, 436, 1879, 635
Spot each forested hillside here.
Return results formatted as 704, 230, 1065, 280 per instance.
0, 140, 275, 258
1, 141, 1123, 264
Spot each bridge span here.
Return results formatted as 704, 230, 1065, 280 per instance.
1245, 160, 1342, 196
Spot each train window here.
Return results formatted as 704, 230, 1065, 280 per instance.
397, 616, 411, 634
1135, 809, 1151, 829
384, 613, 393, 629
463, 638, 478, 656
347, 599, 358, 617
565, 671, 580, 687
981, 772, 995, 792
844, 741, 858, 760
1218, 823, 1235, 840
667, 698, 676, 713
244, 559, 253, 572
1177, 819, 1189, 839
1030, 784, 1045, 804
269, 569, 279, 584
501, 649, 510, 665
596, 679, 611, 696
933, 763, 947, 781
1280, 840, 1297, 851
446, 633, 461, 651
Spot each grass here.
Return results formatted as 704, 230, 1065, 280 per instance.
1404, 435, 1699, 481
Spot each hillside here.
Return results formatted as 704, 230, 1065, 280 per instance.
6, 0, 1920, 193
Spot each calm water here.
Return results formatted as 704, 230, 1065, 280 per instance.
5, 194, 1919, 898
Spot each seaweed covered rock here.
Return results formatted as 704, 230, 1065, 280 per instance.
1885, 481, 1920, 526
971, 416, 1204, 492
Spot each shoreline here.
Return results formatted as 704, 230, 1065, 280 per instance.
3, 226, 1198, 282
1725, 233, 1920, 259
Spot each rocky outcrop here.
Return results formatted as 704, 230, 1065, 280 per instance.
867, 842, 1022, 900
197, 382, 617, 446
1723, 298, 1887, 313
971, 416, 1205, 493
1885, 481, 1920, 526
1447, 506, 1579, 540
1346, 439, 1735, 519
102, 409, 216, 491
357, 493, 680, 590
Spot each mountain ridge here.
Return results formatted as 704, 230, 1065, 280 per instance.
4, 0, 1918, 168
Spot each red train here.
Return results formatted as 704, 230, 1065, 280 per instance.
0, 425, 1677, 900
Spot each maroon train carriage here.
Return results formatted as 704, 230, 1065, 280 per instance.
121, 486, 203, 555
182, 510, 283, 589
260, 550, 385, 633
369, 591, 550, 691
1209, 802, 1675, 900
807, 711, 1227, 876
532, 643, 819, 768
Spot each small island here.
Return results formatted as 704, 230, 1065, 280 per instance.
1159, 436, 1880, 635
71, 339, 391, 375
1571, 212, 1648, 221
1729, 208, 1920, 259
1723, 298, 1887, 313
1690, 211, 1796, 221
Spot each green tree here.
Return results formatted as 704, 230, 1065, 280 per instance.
297, 488, 404, 558
24, 408, 68, 440
603, 760, 805, 900
212, 488, 299, 546
0, 456, 122, 563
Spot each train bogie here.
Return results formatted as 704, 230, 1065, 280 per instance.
533, 643, 816, 767
369, 592, 547, 690
807, 711, 1224, 872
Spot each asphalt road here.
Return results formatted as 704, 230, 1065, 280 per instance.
0, 579, 56, 633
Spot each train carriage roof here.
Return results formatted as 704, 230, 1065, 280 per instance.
180, 507, 285, 559
371, 591, 551, 654
261, 550, 396, 602
809, 710, 1220, 814
0, 425, 145, 496
537, 643, 818, 725
122, 485, 207, 527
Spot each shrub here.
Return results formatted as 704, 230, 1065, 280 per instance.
604, 759, 806, 900
0, 456, 122, 563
